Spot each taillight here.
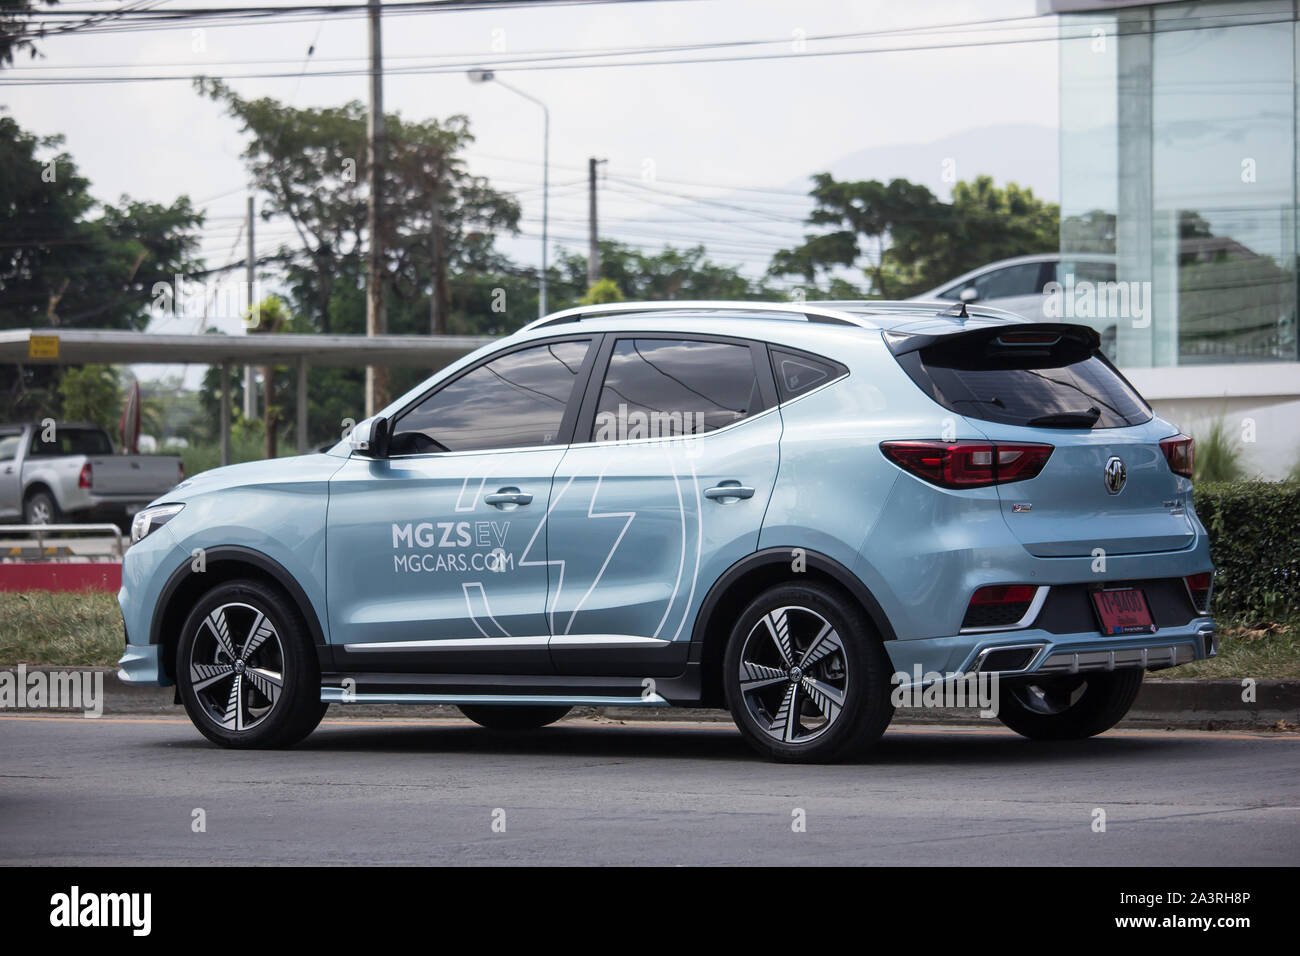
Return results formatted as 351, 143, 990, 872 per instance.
963, 584, 1042, 629
78, 463, 92, 488
1160, 433, 1194, 479
879, 441, 1053, 488
1184, 571, 1213, 614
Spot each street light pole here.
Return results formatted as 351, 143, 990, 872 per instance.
468, 69, 548, 317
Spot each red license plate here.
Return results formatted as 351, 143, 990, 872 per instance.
1091, 588, 1156, 635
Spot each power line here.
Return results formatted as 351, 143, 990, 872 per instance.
7, 11, 1290, 86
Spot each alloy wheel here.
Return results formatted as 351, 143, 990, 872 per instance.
187, 602, 285, 732
737, 605, 848, 743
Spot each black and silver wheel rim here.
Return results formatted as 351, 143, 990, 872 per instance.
738, 605, 847, 744
187, 602, 285, 732
1011, 678, 1088, 716
27, 497, 52, 524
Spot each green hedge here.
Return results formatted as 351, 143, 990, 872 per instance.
1193, 481, 1300, 619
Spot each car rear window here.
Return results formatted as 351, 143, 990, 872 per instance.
30, 428, 114, 456
893, 329, 1151, 429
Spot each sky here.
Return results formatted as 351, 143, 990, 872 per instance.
3, 0, 1061, 375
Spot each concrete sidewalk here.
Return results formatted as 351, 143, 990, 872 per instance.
1, 666, 1296, 730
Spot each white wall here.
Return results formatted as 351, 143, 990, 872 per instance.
1123, 363, 1300, 479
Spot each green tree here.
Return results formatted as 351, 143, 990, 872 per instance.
770, 174, 1059, 298
579, 277, 626, 305
555, 240, 781, 304
57, 365, 122, 432
196, 79, 520, 337
0, 113, 203, 420
0, 0, 58, 67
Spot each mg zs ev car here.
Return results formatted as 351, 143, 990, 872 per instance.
117, 300, 1216, 762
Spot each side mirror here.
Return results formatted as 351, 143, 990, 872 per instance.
959, 287, 980, 304
348, 416, 390, 458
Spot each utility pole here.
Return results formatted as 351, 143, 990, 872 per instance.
430, 155, 444, 335
587, 157, 604, 289
244, 194, 256, 420
364, 0, 387, 417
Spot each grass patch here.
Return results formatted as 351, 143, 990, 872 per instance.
0, 590, 124, 667
1171, 614, 1300, 680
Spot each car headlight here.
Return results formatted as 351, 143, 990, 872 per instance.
130, 504, 184, 544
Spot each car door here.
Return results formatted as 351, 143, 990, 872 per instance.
326, 336, 597, 674
546, 333, 781, 677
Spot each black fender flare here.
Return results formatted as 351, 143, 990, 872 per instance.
149, 544, 327, 647
691, 546, 896, 648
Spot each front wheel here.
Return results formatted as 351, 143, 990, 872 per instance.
996, 670, 1144, 740
723, 583, 894, 763
459, 705, 571, 730
176, 579, 327, 748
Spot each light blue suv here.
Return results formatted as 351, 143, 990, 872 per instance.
118, 300, 1216, 761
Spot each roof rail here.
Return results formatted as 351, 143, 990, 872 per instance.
518, 300, 879, 333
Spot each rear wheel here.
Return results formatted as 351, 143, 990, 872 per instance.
459, 705, 571, 730
177, 579, 327, 748
996, 670, 1144, 740
24, 490, 58, 525
723, 582, 894, 763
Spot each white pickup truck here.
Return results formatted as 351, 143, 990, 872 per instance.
0, 422, 183, 527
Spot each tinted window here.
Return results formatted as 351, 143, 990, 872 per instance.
592, 338, 761, 440
30, 428, 113, 456
897, 331, 1151, 429
770, 348, 846, 401
973, 263, 1046, 300
1059, 259, 1116, 284
390, 340, 590, 454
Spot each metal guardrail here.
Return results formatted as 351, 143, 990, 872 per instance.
0, 523, 126, 560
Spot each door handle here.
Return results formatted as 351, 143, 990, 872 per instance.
484, 488, 533, 507
703, 481, 755, 502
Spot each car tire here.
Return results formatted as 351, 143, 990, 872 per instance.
995, 669, 1144, 740
723, 582, 894, 763
24, 489, 59, 525
176, 579, 327, 749
458, 705, 572, 730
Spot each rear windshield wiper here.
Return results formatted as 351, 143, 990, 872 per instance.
1027, 407, 1101, 428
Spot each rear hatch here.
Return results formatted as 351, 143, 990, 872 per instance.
889, 323, 1195, 557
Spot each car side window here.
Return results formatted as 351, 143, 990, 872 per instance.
0, 436, 19, 461
973, 262, 1046, 300
769, 348, 847, 401
389, 339, 590, 455
592, 338, 762, 440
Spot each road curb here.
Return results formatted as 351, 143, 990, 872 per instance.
0, 667, 1296, 729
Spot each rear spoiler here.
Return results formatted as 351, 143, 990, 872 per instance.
882, 322, 1102, 357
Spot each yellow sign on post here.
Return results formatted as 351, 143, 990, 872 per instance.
28, 334, 59, 360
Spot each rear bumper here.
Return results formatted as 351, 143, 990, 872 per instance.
887, 615, 1216, 682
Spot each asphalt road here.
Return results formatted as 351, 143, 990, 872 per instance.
1, 714, 1297, 865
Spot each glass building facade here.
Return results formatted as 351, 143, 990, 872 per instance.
1056, 0, 1298, 368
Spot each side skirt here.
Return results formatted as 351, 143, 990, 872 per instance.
319, 665, 702, 707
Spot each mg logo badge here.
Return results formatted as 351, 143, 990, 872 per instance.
1104, 455, 1127, 495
